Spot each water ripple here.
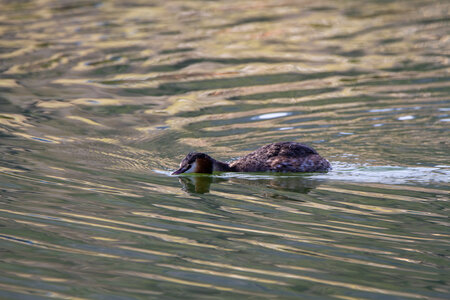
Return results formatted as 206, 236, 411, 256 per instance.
0, 0, 449, 299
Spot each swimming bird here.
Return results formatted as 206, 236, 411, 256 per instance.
172, 142, 331, 175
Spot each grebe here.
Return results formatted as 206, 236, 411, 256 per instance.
172, 142, 331, 175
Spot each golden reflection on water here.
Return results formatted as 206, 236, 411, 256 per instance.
317, 186, 435, 202
117, 271, 272, 297
157, 263, 289, 286
0, 0, 449, 298
0, 234, 127, 260
180, 259, 430, 299
0, 283, 88, 300
0, 171, 140, 197
228, 238, 399, 270
1, 208, 233, 250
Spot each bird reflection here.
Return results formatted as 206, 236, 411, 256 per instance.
178, 176, 215, 194
177, 174, 321, 194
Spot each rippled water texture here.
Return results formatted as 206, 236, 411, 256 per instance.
1, 0, 449, 299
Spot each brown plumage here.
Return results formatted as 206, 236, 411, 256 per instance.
172, 142, 331, 175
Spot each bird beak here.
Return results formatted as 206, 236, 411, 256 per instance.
172, 165, 189, 175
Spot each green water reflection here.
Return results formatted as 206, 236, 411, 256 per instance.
0, 0, 449, 299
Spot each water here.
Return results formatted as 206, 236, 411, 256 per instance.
0, 0, 449, 299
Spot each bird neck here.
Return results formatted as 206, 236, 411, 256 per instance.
212, 159, 235, 172
194, 157, 214, 174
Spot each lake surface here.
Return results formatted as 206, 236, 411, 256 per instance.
0, 0, 449, 299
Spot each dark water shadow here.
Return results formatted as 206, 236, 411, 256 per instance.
177, 174, 322, 194
328, 17, 448, 40
227, 87, 338, 101
146, 57, 306, 73
122, 71, 366, 96
210, 15, 286, 29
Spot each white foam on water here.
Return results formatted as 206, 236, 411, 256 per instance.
397, 115, 415, 121
315, 162, 450, 185
160, 162, 450, 185
251, 112, 291, 120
